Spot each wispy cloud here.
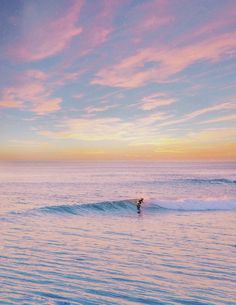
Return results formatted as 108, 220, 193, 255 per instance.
59, 0, 121, 67
39, 111, 172, 143
7, 0, 83, 62
37, 98, 236, 143
0, 70, 62, 115
1, 0, 236, 160
137, 93, 176, 110
125, 0, 173, 43
84, 104, 118, 114
203, 114, 236, 124
73, 93, 84, 100
157, 100, 236, 127
79, 1, 119, 53
40, 117, 134, 141
8, 139, 49, 147
92, 32, 236, 88
137, 112, 174, 126
179, 2, 236, 44
183, 101, 236, 121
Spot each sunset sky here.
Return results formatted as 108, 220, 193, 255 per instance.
0, 0, 236, 160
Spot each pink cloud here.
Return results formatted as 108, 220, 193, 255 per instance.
73, 93, 84, 100
178, 2, 236, 45
92, 32, 236, 88
0, 70, 62, 115
30, 98, 62, 115
0, 99, 23, 109
22, 70, 48, 81
57, 0, 122, 70
128, 0, 173, 42
138, 93, 176, 110
84, 104, 117, 114
80, 0, 122, 49
8, 1, 83, 62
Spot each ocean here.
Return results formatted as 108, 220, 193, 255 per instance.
0, 161, 236, 305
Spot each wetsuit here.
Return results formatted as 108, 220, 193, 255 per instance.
137, 199, 143, 213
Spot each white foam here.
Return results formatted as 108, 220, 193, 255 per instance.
147, 199, 236, 211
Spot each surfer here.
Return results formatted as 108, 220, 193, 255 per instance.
137, 198, 143, 213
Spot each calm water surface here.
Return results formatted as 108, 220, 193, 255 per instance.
0, 161, 236, 304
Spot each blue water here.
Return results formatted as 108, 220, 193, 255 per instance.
0, 161, 236, 304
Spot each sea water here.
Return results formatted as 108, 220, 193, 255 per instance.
0, 161, 235, 305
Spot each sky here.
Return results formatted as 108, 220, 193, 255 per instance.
0, 0, 236, 161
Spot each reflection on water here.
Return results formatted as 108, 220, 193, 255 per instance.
1, 212, 236, 304
0, 161, 236, 304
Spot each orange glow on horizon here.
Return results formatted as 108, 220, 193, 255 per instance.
1, 141, 236, 161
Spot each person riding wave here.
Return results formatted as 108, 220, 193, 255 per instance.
137, 198, 144, 213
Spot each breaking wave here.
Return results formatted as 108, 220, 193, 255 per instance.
185, 178, 236, 184
38, 199, 142, 215
34, 198, 236, 216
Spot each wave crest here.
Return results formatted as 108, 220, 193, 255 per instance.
186, 178, 236, 184
35, 198, 236, 216
38, 199, 141, 215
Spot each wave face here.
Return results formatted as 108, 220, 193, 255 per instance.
37, 199, 167, 216
34, 198, 236, 217
38, 199, 140, 216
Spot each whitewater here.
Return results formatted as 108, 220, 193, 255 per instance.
0, 161, 236, 304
